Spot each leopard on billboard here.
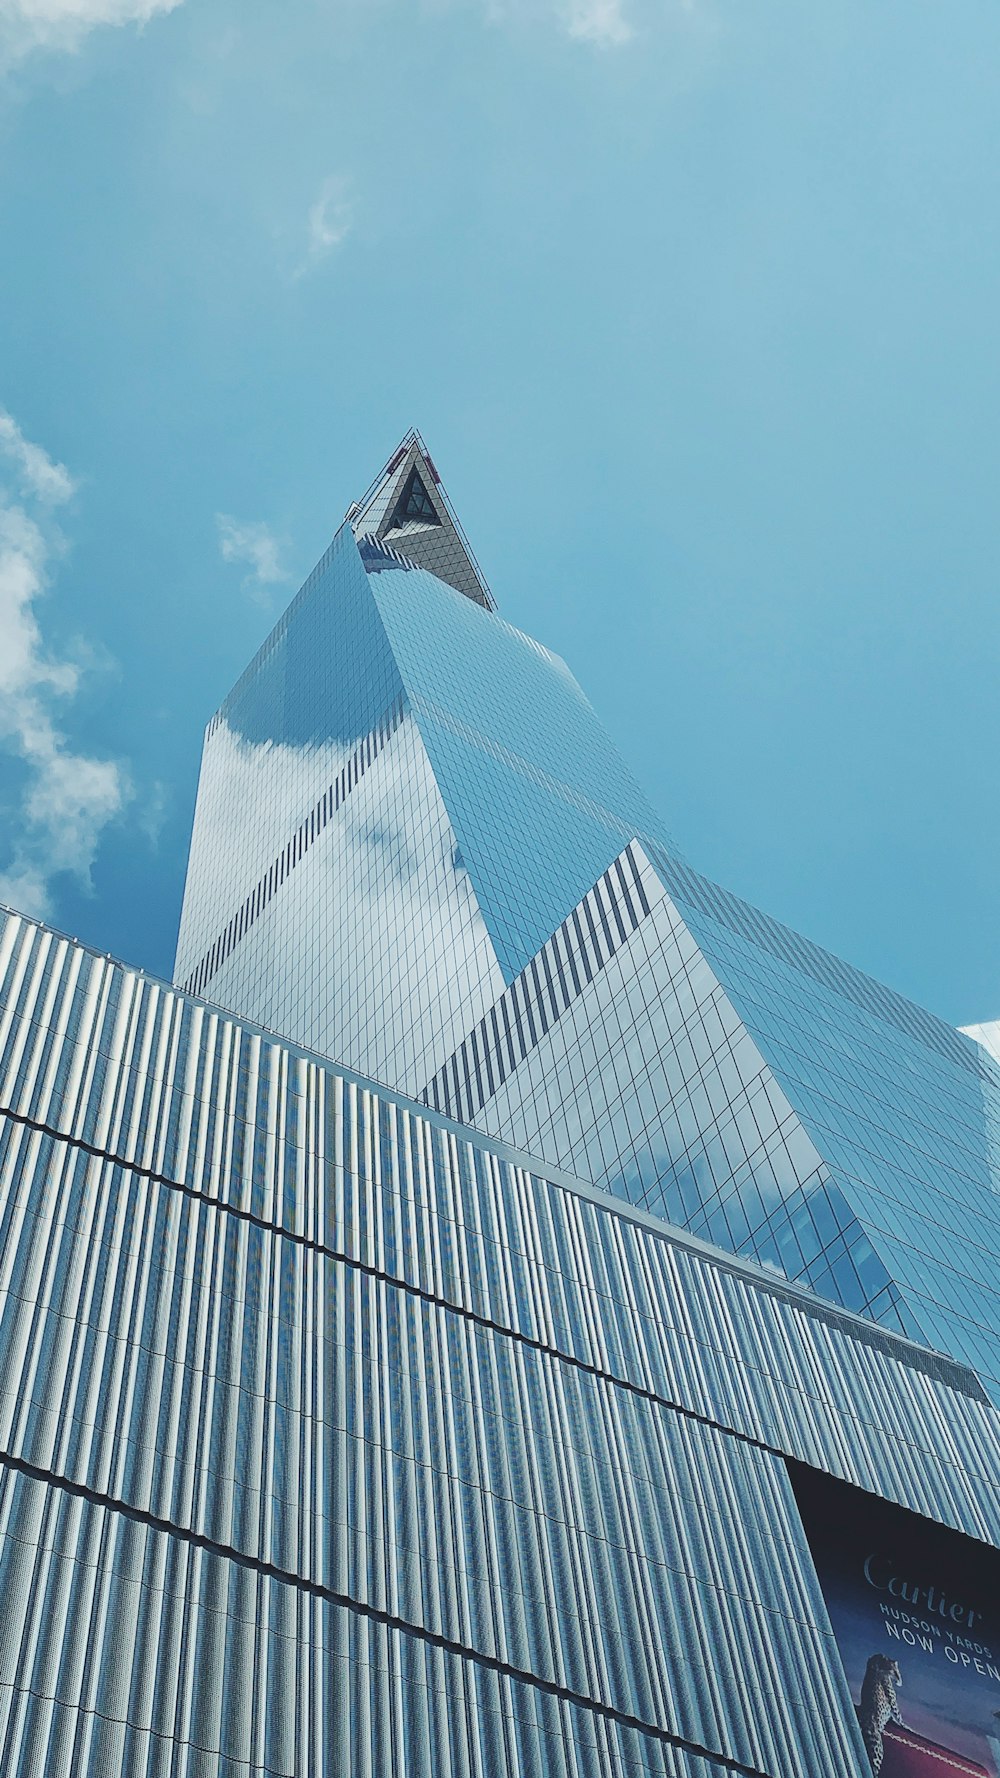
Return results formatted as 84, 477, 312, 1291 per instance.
789, 1463, 1000, 1778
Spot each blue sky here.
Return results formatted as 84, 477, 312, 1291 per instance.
0, 0, 997, 1024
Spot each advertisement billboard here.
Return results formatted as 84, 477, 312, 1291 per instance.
789, 1463, 1000, 1777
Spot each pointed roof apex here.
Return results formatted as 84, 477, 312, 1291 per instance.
346, 429, 495, 610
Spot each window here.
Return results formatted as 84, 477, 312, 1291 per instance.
387, 465, 441, 529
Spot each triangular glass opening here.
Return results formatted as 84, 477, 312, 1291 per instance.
387, 464, 441, 530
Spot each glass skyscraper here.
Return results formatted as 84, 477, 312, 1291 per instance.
0, 431, 998, 1776
177, 432, 1000, 1402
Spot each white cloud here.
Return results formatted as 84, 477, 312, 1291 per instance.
560, 0, 632, 44
216, 513, 290, 606
0, 0, 182, 64
138, 777, 169, 850
0, 409, 76, 503
0, 413, 129, 921
961, 1021, 1000, 1068
294, 174, 354, 278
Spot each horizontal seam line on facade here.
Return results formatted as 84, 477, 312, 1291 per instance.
0, 1669, 285, 1774
0, 1100, 786, 1461
0, 1453, 776, 1778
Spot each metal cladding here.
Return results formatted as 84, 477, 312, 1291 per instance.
347, 430, 495, 611
1, 905, 999, 1775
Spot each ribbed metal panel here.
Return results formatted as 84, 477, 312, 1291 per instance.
0, 907, 998, 1775
0, 1469, 754, 1778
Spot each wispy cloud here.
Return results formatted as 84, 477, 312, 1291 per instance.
961, 1022, 1000, 1068
216, 513, 291, 606
138, 777, 169, 851
294, 174, 354, 279
560, 0, 632, 45
0, 0, 182, 66
484, 0, 635, 47
0, 409, 76, 502
0, 409, 130, 921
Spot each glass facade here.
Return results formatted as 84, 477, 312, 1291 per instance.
370, 555, 668, 981
425, 839, 1000, 1397
175, 474, 670, 1087
176, 437, 1000, 1407
2, 904, 1000, 1776
659, 848, 1000, 1387
175, 526, 507, 1097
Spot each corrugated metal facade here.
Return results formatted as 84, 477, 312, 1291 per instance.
1, 906, 998, 1777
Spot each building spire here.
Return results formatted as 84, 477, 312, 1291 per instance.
347, 429, 495, 610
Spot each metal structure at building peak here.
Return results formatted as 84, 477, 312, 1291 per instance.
345, 428, 496, 611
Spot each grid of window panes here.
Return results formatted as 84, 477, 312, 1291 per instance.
175, 525, 678, 1094
368, 559, 674, 984
174, 526, 506, 1095
451, 840, 1000, 1395
455, 846, 914, 1339
176, 526, 405, 977
657, 848, 1000, 1387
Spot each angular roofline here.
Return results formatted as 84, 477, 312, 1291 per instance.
346, 427, 497, 612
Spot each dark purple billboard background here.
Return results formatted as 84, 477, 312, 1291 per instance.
789, 1464, 1000, 1778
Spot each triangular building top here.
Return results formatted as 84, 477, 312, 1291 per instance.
346, 431, 495, 610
